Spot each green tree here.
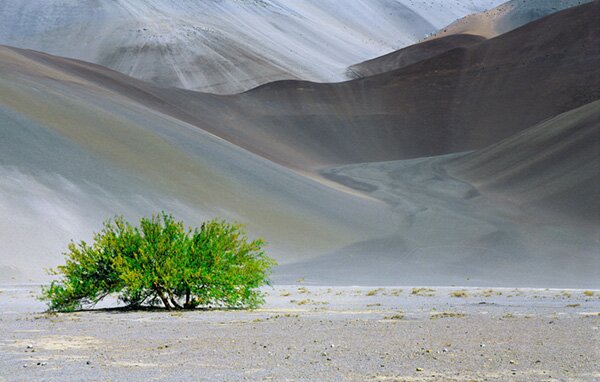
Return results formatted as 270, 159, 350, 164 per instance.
41, 213, 276, 312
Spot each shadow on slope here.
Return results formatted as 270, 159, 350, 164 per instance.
446, 100, 600, 228
347, 34, 486, 78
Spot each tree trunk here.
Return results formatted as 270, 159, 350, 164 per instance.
169, 292, 183, 309
156, 288, 172, 310
184, 289, 194, 309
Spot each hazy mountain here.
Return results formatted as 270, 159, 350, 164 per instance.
426, 0, 593, 40
0, 0, 501, 94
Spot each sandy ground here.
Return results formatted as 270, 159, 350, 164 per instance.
0, 285, 598, 381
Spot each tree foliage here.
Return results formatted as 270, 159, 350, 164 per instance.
42, 213, 275, 312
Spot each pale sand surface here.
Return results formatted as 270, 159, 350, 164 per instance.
1, 285, 598, 381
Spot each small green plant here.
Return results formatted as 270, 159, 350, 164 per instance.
41, 213, 276, 312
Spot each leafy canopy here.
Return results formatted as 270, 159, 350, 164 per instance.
42, 213, 276, 312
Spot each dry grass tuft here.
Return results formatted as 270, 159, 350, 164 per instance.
450, 290, 469, 298
384, 313, 404, 320
292, 299, 328, 306
411, 288, 436, 297
430, 311, 465, 320
366, 288, 384, 297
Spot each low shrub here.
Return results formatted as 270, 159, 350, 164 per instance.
42, 213, 276, 312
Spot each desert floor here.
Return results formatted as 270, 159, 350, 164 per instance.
0, 285, 598, 381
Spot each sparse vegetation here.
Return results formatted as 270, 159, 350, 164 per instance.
559, 291, 572, 298
411, 288, 436, 297
291, 299, 328, 306
430, 311, 465, 320
384, 313, 404, 320
583, 291, 594, 297
450, 290, 469, 298
479, 289, 501, 297
41, 213, 276, 312
366, 288, 383, 296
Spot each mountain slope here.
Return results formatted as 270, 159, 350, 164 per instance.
4, 1, 598, 174
0, 0, 501, 94
426, 0, 593, 40
275, 102, 600, 287
2, 45, 598, 287
446, 100, 600, 227
347, 34, 486, 78
219, 1, 600, 169
0, 45, 393, 282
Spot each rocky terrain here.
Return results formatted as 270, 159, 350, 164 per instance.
1, 286, 599, 381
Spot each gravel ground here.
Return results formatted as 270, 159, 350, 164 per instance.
0, 285, 599, 381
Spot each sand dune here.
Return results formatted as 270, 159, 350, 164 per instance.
0, 0, 501, 94
426, 0, 593, 40
446, 100, 600, 228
